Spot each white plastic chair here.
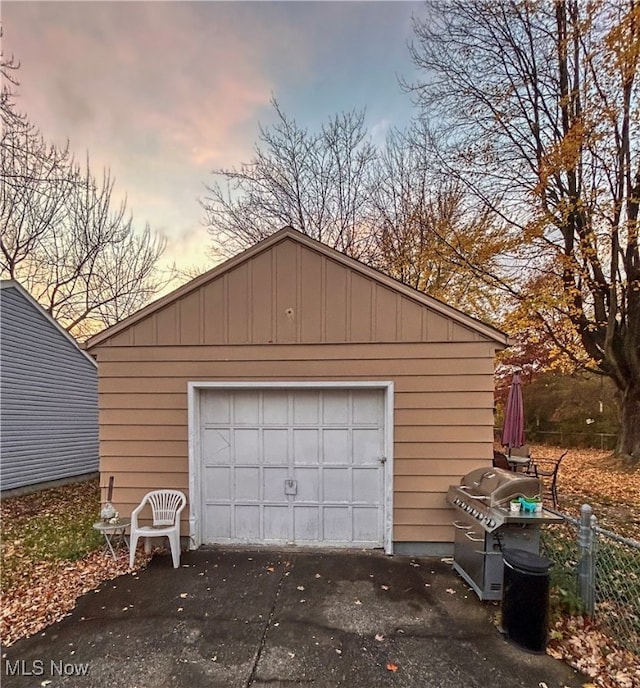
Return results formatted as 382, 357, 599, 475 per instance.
129, 490, 186, 569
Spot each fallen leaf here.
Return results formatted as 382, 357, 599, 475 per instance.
297, 585, 305, 591
179, 593, 188, 599
375, 633, 384, 642
354, 599, 362, 605
446, 588, 456, 594
381, 585, 389, 591
386, 662, 399, 672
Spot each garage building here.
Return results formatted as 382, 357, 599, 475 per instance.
85, 228, 508, 555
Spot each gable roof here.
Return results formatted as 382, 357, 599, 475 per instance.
1, 280, 98, 368
85, 227, 508, 349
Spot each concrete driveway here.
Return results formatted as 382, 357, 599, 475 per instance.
2, 549, 584, 687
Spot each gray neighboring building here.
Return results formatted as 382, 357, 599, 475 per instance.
1, 280, 98, 492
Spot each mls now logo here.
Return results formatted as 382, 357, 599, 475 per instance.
5, 660, 90, 677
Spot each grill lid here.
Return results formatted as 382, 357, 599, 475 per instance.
459, 467, 541, 506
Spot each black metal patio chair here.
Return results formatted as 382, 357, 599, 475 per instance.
530, 450, 569, 508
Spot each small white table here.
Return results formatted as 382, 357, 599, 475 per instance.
93, 521, 130, 559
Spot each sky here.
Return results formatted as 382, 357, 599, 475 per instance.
2, 1, 425, 275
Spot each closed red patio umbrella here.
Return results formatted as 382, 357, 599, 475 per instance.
501, 372, 525, 456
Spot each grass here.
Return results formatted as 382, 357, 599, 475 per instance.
1, 479, 103, 594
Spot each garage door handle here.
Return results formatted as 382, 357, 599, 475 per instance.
284, 479, 298, 495
379, 456, 387, 464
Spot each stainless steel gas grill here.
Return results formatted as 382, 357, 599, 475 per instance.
446, 467, 562, 601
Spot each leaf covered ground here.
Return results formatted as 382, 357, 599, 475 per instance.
0, 479, 150, 647
1, 449, 639, 687
534, 445, 640, 688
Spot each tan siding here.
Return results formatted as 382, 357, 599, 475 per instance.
394, 508, 452, 526
425, 310, 448, 341
395, 475, 463, 493
398, 408, 494, 426
274, 239, 298, 343
100, 440, 187, 456
400, 298, 424, 342
99, 393, 186, 410
300, 248, 323, 342
395, 459, 490, 477
94, 341, 496, 545
178, 290, 202, 345
132, 315, 156, 346
350, 273, 373, 341
395, 524, 453, 543
155, 305, 178, 345
96, 341, 496, 362
103, 456, 187, 472
203, 278, 226, 344
250, 249, 274, 343
395, 425, 493, 443
395, 442, 491, 460
97, 357, 494, 378
101, 409, 187, 425
100, 425, 186, 441
102, 472, 188, 489
394, 492, 448, 509
374, 285, 398, 341
227, 263, 250, 343
324, 258, 348, 342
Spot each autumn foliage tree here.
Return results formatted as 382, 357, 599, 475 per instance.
368, 128, 507, 319
408, 0, 640, 462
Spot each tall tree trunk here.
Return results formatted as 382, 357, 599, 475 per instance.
617, 383, 640, 463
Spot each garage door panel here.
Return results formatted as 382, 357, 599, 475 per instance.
204, 466, 231, 500
322, 429, 350, 463
353, 469, 380, 502
234, 429, 260, 464
202, 391, 230, 424
353, 507, 379, 541
263, 467, 289, 501
205, 505, 231, 539
352, 392, 382, 424
235, 467, 260, 500
293, 429, 320, 464
323, 468, 350, 502
264, 505, 289, 540
293, 391, 320, 423
233, 391, 260, 424
235, 505, 260, 539
293, 506, 320, 541
263, 391, 289, 424
353, 429, 382, 464
203, 429, 231, 464
263, 429, 288, 463
293, 467, 319, 501
322, 391, 349, 423
323, 507, 351, 541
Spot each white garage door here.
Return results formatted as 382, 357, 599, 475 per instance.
199, 388, 386, 548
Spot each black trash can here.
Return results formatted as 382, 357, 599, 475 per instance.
501, 548, 552, 653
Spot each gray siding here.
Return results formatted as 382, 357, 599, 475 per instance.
0, 284, 98, 491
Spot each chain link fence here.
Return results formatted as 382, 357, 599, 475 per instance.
541, 506, 640, 655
